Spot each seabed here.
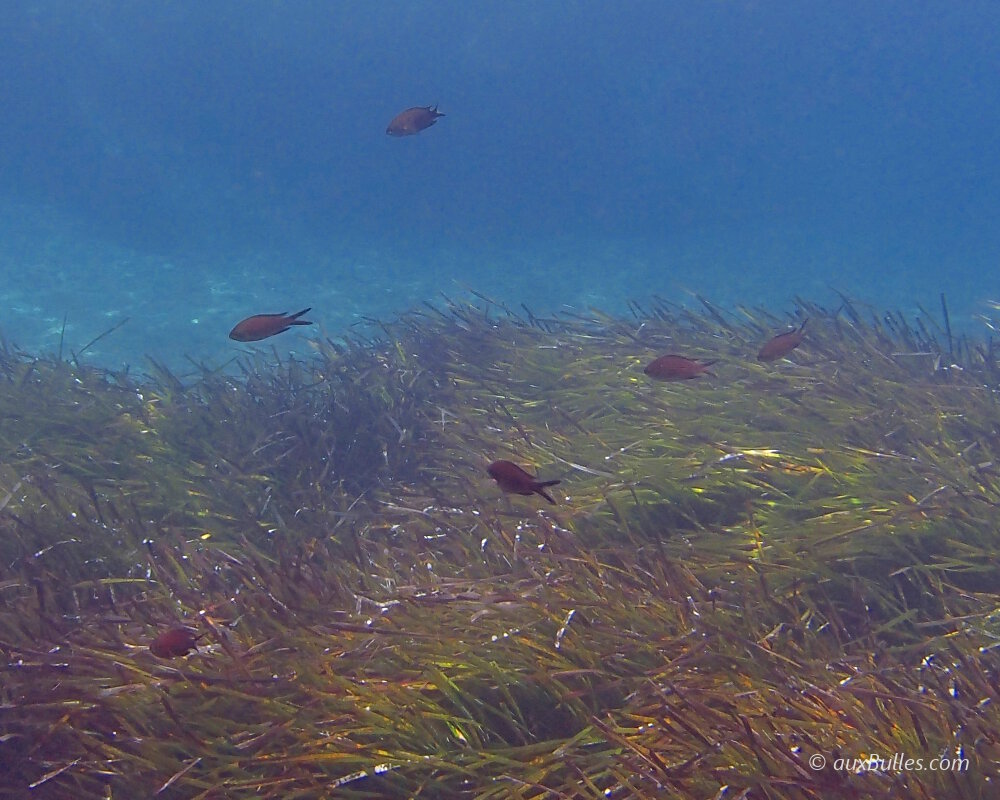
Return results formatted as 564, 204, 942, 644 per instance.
1, 293, 1000, 798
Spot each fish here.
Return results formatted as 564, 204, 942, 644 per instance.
386, 105, 445, 136
757, 319, 809, 361
149, 626, 205, 658
229, 308, 313, 342
643, 354, 716, 381
487, 460, 561, 505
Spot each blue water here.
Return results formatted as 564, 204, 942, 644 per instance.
2, 1, 999, 369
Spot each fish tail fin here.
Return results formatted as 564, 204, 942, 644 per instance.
433, 103, 445, 117
288, 308, 313, 325
535, 479, 561, 505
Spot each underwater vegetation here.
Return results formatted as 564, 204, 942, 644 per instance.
2, 293, 1000, 798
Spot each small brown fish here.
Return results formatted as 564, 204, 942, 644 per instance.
149, 626, 205, 658
229, 308, 313, 342
487, 460, 561, 505
757, 319, 809, 362
643, 354, 716, 381
386, 104, 445, 136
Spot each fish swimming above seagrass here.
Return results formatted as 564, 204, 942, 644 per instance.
149, 626, 206, 658
757, 319, 808, 361
643, 354, 716, 381
229, 308, 313, 342
386, 105, 445, 136
487, 460, 561, 505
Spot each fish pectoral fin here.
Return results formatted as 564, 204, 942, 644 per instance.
536, 487, 558, 505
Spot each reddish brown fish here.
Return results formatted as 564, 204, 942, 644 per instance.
757, 319, 809, 362
229, 308, 313, 342
643, 354, 716, 381
149, 626, 205, 658
487, 460, 561, 505
386, 104, 445, 136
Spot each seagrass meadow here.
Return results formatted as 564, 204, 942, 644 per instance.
3, 294, 1000, 799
